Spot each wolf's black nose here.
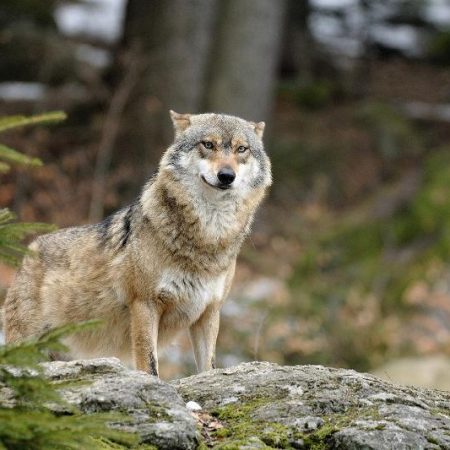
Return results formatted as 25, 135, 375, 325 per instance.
217, 167, 236, 185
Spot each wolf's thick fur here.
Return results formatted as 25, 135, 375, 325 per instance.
3, 112, 271, 375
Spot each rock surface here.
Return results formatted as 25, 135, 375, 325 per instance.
173, 361, 450, 449
37, 358, 450, 449
42, 358, 197, 450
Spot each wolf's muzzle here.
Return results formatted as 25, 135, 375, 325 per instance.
217, 167, 236, 186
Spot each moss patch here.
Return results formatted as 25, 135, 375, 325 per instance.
207, 398, 291, 449
92, 437, 158, 450
198, 399, 385, 449
145, 403, 171, 422
301, 424, 337, 450
211, 398, 271, 422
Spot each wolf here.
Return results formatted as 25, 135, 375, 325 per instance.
3, 111, 272, 376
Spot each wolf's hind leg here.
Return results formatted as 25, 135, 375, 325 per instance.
3, 289, 30, 344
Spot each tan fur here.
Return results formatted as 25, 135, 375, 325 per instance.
3, 112, 272, 376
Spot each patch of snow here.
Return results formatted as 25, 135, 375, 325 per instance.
0, 82, 46, 101
370, 24, 423, 57
426, 0, 450, 28
55, 0, 126, 43
52, 0, 450, 63
309, 12, 363, 57
311, 0, 450, 59
311, 0, 356, 8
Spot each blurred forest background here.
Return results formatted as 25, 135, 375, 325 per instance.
1, 0, 450, 387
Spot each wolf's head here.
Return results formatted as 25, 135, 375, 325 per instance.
160, 111, 272, 198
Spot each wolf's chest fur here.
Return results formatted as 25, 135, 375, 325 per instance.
142, 178, 248, 274
156, 269, 227, 329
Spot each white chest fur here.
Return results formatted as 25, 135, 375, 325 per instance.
185, 180, 241, 242
157, 269, 227, 326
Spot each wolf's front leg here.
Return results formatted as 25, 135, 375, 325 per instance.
189, 303, 221, 373
130, 300, 160, 376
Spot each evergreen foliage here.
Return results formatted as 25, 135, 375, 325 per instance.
0, 112, 66, 133
0, 209, 54, 267
0, 112, 65, 266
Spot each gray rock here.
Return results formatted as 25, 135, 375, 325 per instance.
8, 358, 448, 449
172, 361, 450, 449
42, 358, 197, 450
332, 427, 434, 450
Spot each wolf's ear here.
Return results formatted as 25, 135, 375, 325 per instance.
170, 110, 191, 136
250, 121, 265, 139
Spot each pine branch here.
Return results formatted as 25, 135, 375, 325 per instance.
0, 144, 42, 167
0, 208, 56, 266
0, 111, 66, 133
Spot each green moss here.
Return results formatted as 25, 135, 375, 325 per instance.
260, 423, 291, 448
93, 436, 160, 450
92, 437, 158, 449
431, 407, 450, 419
427, 31, 450, 65
145, 403, 171, 422
279, 80, 338, 110
92, 437, 126, 449
302, 424, 337, 450
297, 407, 384, 449
196, 441, 210, 450
212, 398, 270, 421
215, 428, 231, 438
215, 438, 270, 450
209, 398, 290, 449
200, 398, 387, 449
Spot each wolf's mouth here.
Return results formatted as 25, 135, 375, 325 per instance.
201, 175, 231, 190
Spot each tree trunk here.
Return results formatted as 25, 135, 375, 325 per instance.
205, 0, 287, 122
118, 0, 218, 175
280, 0, 313, 82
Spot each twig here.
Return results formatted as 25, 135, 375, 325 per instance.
88, 46, 142, 222
253, 310, 268, 361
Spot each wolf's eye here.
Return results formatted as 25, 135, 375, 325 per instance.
202, 141, 214, 149
237, 145, 248, 153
